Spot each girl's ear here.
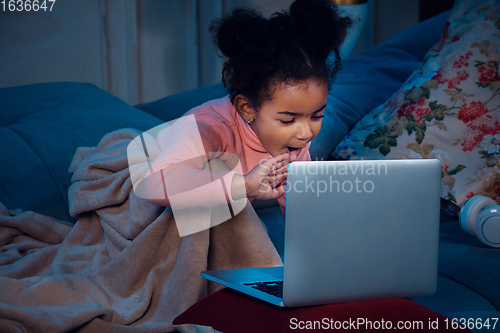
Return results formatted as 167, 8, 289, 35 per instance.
234, 95, 256, 123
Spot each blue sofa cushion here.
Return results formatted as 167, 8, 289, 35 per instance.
135, 83, 229, 122
0, 82, 163, 221
411, 214, 500, 332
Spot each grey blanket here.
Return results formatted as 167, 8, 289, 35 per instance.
0, 128, 282, 332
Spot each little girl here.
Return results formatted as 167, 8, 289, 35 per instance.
144, 0, 352, 231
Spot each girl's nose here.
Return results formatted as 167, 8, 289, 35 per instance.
295, 121, 314, 141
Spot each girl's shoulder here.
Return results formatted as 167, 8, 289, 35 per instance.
179, 95, 240, 150
184, 95, 237, 130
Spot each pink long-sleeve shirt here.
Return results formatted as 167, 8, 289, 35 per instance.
144, 95, 311, 216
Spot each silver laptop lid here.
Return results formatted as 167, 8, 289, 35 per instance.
283, 159, 442, 307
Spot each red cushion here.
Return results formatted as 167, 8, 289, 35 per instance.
173, 288, 470, 332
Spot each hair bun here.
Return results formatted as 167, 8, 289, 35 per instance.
288, 0, 351, 59
209, 0, 353, 110
210, 8, 274, 59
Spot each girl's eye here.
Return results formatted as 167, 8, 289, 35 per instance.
280, 114, 324, 124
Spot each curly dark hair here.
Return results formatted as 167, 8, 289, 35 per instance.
209, 0, 353, 110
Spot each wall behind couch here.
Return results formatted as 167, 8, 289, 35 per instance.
0, 0, 420, 105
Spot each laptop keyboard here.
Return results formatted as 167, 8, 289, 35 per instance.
243, 280, 283, 298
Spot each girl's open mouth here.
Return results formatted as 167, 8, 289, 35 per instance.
287, 147, 303, 158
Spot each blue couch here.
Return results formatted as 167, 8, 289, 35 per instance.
1, 10, 499, 332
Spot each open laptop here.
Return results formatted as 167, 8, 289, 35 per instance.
201, 159, 442, 307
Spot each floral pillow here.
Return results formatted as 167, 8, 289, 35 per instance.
333, 0, 500, 208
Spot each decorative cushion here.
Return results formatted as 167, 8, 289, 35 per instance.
173, 288, 469, 333
333, 0, 500, 207
309, 10, 450, 160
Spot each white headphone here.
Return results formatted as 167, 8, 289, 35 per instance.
459, 195, 500, 248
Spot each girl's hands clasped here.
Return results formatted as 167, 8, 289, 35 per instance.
244, 152, 295, 200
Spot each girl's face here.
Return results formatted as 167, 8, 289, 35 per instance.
239, 79, 328, 158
